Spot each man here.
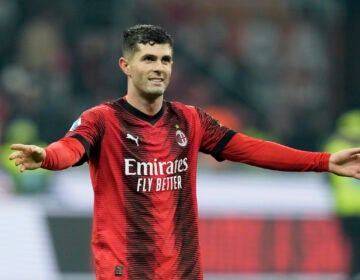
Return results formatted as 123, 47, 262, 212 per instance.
8, 24, 360, 280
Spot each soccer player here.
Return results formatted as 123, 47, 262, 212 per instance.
8, 24, 360, 280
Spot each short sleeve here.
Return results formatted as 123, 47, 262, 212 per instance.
65, 105, 106, 164
196, 107, 236, 161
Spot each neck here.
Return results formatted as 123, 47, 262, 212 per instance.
125, 92, 164, 116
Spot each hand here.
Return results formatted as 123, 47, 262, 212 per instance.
329, 148, 360, 179
8, 144, 46, 172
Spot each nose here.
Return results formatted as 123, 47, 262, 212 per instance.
152, 60, 167, 73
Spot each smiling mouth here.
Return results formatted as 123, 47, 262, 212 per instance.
149, 78, 164, 82
148, 78, 165, 86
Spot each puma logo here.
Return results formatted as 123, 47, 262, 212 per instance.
126, 133, 139, 146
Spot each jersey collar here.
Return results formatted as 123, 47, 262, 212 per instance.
118, 98, 166, 125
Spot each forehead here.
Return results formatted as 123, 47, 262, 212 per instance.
133, 43, 173, 58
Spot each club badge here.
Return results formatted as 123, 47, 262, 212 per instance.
175, 128, 188, 147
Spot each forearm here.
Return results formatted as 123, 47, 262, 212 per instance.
41, 137, 86, 170
219, 133, 330, 172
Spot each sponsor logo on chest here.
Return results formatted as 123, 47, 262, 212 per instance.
124, 158, 188, 193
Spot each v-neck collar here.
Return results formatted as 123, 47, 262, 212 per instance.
117, 98, 166, 125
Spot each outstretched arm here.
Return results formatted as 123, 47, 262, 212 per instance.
329, 148, 360, 179
8, 137, 86, 172
220, 133, 360, 179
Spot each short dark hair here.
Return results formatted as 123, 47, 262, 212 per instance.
123, 24, 174, 57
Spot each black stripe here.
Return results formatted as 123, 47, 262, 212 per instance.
212, 130, 236, 161
68, 134, 90, 166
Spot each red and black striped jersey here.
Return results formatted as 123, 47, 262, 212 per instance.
65, 98, 235, 280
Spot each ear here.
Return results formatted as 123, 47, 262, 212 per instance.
119, 57, 131, 76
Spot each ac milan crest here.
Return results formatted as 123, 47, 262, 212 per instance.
175, 129, 188, 147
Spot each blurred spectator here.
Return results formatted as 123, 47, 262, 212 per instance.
323, 110, 360, 280
18, 17, 66, 72
1, 14, 74, 142
1, 119, 51, 194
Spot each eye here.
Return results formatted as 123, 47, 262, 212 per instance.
143, 55, 156, 62
162, 56, 172, 64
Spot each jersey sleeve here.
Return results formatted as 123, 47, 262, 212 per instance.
195, 107, 236, 161
65, 105, 106, 165
41, 137, 86, 170
219, 132, 330, 172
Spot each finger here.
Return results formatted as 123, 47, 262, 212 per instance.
9, 151, 23, 160
347, 147, 360, 156
19, 164, 26, 173
15, 158, 24, 166
10, 143, 24, 150
353, 171, 360, 180
10, 144, 31, 153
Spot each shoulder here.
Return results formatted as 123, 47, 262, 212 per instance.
166, 101, 201, 115
71, 103, 117, 130
82, 101, 118, 116
166, 102, 214, 125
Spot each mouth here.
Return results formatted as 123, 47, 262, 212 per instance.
148, 77, 165, 86
149, 77, 164, 82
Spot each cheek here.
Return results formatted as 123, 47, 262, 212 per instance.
131, 68, 145, 80
132, 72, 150, 89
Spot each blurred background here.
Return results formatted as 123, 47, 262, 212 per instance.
1, 0, 360, 279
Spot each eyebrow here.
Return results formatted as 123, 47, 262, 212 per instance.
141, 54, 173, 61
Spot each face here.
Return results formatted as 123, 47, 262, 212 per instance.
121, 43, 173, 98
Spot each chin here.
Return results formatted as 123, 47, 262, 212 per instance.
147, 89, 165, 96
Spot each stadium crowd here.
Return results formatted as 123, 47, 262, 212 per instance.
0, 0, 351, 194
